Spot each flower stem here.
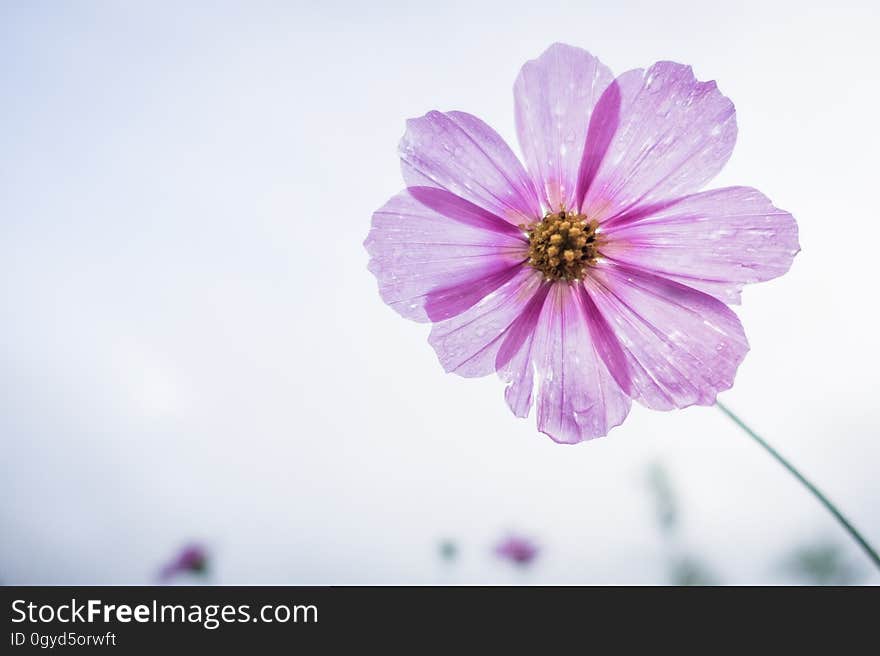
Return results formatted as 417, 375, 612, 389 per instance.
716, 401, 880, 572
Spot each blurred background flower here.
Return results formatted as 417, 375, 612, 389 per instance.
158, 543, 209, 583
494, 535, 539, 567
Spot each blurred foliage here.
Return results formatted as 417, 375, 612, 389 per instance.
645, 461, 719, 586
645, 462, 678, 534
438, 540, 458, 563
645, 462, 867, 586
670, 555, 718, 586
784, 542, 863, 585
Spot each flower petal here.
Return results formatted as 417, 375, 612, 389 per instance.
428, 267, 544, 377
577, 62, 737, 222
399, 110, 542, 225
365, 187, 528, 322
600, 187, 800, 304
514, 43, 615, 212
585, 264, 749, 410
497, 282, 632, 443
494, 282, 552, 417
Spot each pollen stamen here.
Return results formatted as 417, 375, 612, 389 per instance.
521, 210, 602, 281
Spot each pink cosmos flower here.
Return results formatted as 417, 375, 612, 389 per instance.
365, 43, 799, 443
495, 535, 539, 566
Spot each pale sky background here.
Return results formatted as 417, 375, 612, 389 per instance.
2, 0, 878, 584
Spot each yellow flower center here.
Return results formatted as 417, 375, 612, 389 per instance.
523, 210, 602, 281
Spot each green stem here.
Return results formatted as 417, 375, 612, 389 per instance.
716, 401, 880, 572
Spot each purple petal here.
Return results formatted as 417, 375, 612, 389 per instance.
499, 282, 631, 443
399, 110, 542, 225
600, 186, 800, 304
514, 43, 615, 212
576, 284, 634, 395
495, 282, 553, 417
425, 265, 524, 323
365, 188, 528, 322
585, 264, 749, 410
578, 62, 737, 222
429, 267, 544, 377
